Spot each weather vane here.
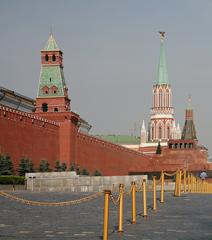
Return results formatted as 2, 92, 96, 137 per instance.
159, 31, 165, 41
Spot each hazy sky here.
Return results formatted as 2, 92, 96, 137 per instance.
0, 1, 212, 155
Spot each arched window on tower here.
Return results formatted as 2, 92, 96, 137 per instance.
159, 125, 162, 140
52, 54, 56, 62
51, 86, 58, 94
151, 126, 154, 140
42, 103, 48, 112
166, 89, 169, 107
159, 89, 162, 107
45, 54, 49, 62
167, 126, 170, 139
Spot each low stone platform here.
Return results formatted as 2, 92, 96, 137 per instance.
0, 191, 211, 239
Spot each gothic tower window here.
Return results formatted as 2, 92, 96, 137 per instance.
159, 89, 162, 107
151, 126, 154, 140
167, 126, 170, 139
159, 126, 162, 139
42, 103, 48, 112
45, 54, 49, 62
52, 54, 56, 61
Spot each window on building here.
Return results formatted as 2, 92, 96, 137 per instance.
159, 126, 162, 139
54, 108, 58, 112
152, 127, 154, 140
42, 103, 48, 112
45, 54, 49, 62
52, 54, 56, 61
167, 126, 170, 139
53, 90, 57, 94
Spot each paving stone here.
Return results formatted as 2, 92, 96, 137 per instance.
0, 192, 211, 239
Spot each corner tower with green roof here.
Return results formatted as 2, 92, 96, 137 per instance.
35, 33, 71, 114
149, 32, 179, 142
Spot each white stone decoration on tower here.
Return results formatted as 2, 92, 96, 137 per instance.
140, 120, 147, 144
176, 123, 181, 139
171, 121, 177, 139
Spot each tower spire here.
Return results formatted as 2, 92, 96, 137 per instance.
156, 31, 168, 85
150, 32, 175, 142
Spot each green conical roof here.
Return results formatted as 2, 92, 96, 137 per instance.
156, 37, 169, 85
43, 34, 60, 51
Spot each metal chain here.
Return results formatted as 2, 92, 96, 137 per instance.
0, 191, 103, 206
109, 192, 121, 206
124, 185, 133, 197
164, 171, 177, 177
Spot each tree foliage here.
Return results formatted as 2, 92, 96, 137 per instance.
93, 170, 102, 176
39, 160, 50, 172
61, 162, 67, 171
55, 160, 67, 172
156, 141, 162, 154
19, 157, 34, 176
81, 168, 89, 176
0, 154, 14, 175
55, 160, 62, 172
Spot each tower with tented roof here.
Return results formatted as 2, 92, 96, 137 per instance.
149, 32, 178, 142
35, 33, 71, 114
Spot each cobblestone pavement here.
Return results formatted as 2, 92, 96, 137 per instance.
0, 191, 211, 240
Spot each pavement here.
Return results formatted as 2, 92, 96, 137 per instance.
0, 191, 211, 240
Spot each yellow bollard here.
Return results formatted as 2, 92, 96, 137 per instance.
103, 190, 111, 240
191, 174, 194, 193
160, 171, 165, 203
118, 184, 124, 233
131, 181, 136, 224
142, 179, 147, 217
183, 168, 187, 193
187, 173, 191, 193
177, 170, 182, 197
174, 170, 179, 196
153, 176, 157, 211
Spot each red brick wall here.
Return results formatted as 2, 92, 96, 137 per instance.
75, 132, 155, 176
0, 105, 211, 176
0, 105, 59, 172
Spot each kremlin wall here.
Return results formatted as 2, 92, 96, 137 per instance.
0, 33, 211, 176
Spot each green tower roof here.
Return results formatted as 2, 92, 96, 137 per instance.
155, 33, 169, 85
37, 66, 66, 97
43, 34, 60, 51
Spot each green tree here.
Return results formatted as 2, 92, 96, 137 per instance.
70, 164, 75, 171
81, 168, 89, 176
156, 141, 162, 154
0, 154, 14, 175
55, 160, 62, 172
39, 160, 50, 172
76, 166, 80, 175
93, 170, 102, 176
61, 162, 67, 171
19, 157, 34, 176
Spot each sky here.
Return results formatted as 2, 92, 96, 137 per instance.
0, 0, 212, 156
